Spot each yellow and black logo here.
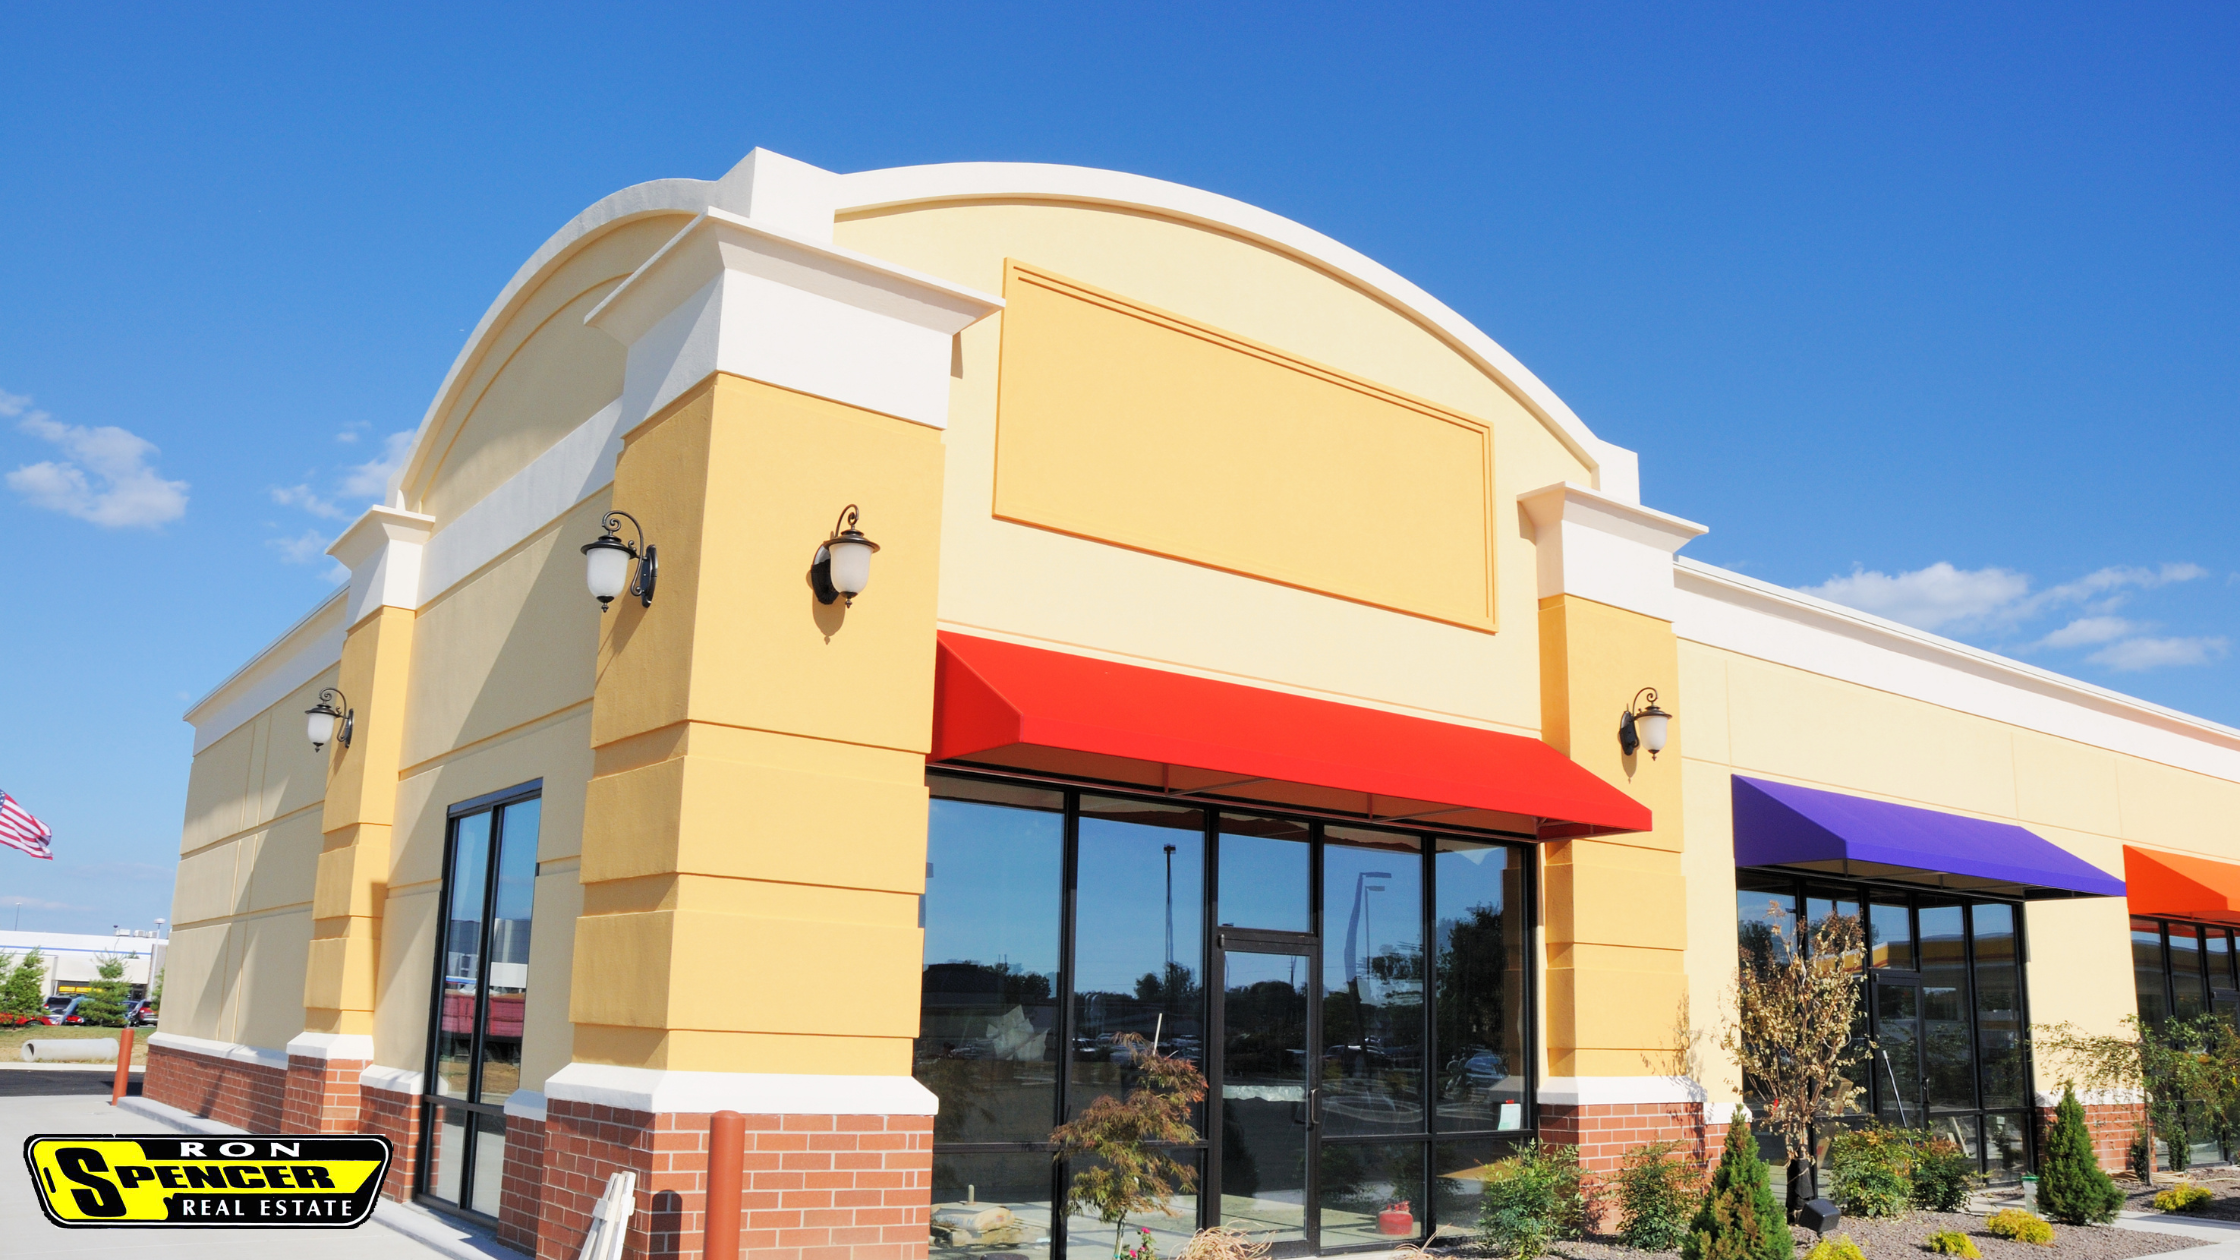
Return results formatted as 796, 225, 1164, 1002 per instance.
23, 1134, 392, 1228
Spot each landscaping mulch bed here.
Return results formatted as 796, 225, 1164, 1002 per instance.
1430, 1208, 2202, 1260
2118, 1165, 2240, 1221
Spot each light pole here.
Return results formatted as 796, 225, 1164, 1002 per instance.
1163, 844, 1176, 990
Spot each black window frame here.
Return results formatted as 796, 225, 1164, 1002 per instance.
2133, 915, 2240, 1027
921, 766, 1538, 1256
415, 777, 543, 1225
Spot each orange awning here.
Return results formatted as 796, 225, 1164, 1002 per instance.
2125, 845, 2240, 924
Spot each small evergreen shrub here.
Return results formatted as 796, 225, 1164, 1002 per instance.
1479, 1142, 1587, 1260
1985, 1209, 2054, 1245
1615, 1141, 1699, 1252
1924, 1230, 1980, 1257
1827, 1128, 1911, 1219
1906, 1135, 1979, 1213
1804, 1235, 1867, 1260
2038, 1087, 2124, 1226
2154, 1183, 2213, 1213
1682, 1116, 1791, 1260
2127, 1129, 2156, 1183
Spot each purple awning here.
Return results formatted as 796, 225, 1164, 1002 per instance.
1732, 776, 2124, 899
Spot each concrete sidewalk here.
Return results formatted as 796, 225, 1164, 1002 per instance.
1, 1088, 510, 1258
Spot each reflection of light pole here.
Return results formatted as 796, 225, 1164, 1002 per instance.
1343, 871, 1393, 1075
1163, 844, 1176, 987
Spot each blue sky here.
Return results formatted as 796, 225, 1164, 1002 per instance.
0, 3, 2233, 935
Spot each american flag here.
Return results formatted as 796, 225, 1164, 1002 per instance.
0, 791, 53, 860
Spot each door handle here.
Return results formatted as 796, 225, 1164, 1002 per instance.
1308, 1088, 1321, 1128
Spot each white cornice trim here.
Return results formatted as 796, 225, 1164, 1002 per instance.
284, 1032, 375, 1062
543, 1062, 940, 1116
182, 592, 346, 753
360, 1064, 424, 1096
148, 1031, 289, 1072
417, 397, 624, 607
835, 161, 1638, 499
1675, 559, 2240, 782
1519, 482, 1706, 621
1537, 1075, 1708, 1106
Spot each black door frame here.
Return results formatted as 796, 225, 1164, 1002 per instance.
1209, 925, 1322, 1257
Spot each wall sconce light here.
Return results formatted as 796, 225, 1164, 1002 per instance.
810, 505, 880, 607
306, 688, 353, 752
1618, 688, 1671, 760
581, 511, 656, 611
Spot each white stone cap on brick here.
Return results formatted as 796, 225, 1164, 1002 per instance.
148, 1031, 288, 1072
1537, 1074, 1709, 1106
285, 1032, 376, 1061
2036, 1088, 2144, 1106
543, 1063, 941, 1116
360, 1064, 425, 1095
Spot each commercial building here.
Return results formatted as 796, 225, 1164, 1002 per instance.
0, 928, 165, 1001
149, 149, 2240, 1259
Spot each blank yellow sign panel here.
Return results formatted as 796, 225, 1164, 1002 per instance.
994, 262, 1497, 632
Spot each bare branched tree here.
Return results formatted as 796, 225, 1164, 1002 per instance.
1724, 904, 1870, 1203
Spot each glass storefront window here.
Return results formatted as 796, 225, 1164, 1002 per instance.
1434, 839, 1526, 1132
932, 1151, 1054, 1260
2170, 924, 2207, 1021
1972, 904, 2024, 1109
1870, 900, 1913, 970
1318, 1142, 1426, 1248
1216, 815, 1310, 931
1072, 797, 1206, 1120
1430, 1139, 1520, 1239
1323, 827, 1424, 1138
1736, 879, 1795, 976
919, 778, 1064, 1145
1918, 903, 1975, 1111
2132, 916, 2240, 1032
2135, 918, 2170, 1025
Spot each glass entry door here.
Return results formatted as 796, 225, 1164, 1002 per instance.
1870, 975, 1926, 1127
1215, 932, 1318, 1254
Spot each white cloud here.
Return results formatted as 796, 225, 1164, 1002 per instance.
271, 483, 346, 520
0, 895, 85, 911
1802, 563, 2030, 632
2030, 616, 2142, 650
2087, 636, 2231, 672
340, 430, 413, 500
268, 528, 332, 564
3, 393, 188, 528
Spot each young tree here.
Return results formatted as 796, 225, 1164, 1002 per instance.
1051, 1032, 1207, 1258
77, 954, 133, 1027
0, 949, 48, 1017
2036, 1014, 2240, 1176
1682, 1115, 1791, 1260
1725, 905, 1870, 1210
2037, 1086, 2123, 1225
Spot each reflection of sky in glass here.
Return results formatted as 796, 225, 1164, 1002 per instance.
1325, 839, 1421, 1001
1436, 843, 1509, 946
1076, 809, 1203, 994
924, 798, 1063, 979
1217, 831, 1308, 930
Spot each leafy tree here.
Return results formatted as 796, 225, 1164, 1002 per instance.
2036, 1014, 2240, 1176
0, 949, 48, 1017
1726, 906, 1870, 1209
1052, 1033, 1206, 1258
2037, 1086, 2123, 1226
1683, 1116, 1791, 1260
77, 954, 132, 1027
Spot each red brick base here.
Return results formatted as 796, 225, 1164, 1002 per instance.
2037, 1098, 2147, 1172
282, 1053, 370, 1133
145, 1040, 287, 1132
1538, 1100, 1729, 1227
361, 1079, 426, 1202
535, 1099, 933, 1260
500, 1112, 549, 1254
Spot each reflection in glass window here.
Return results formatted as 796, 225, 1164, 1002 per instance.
435, 810, 491, 1100
932, 1151, 1053, 1260
1072, 797, 1205, 1119
1319, 1141, 1426, 1248
1919, 904, 1975, 1110
1430, 1139, 1521, 1239
919, 778, 1064, 1144
1736, 880, 1795, 976
479, 799, 537, 1106
1870, 901, 1913, 970
1972, 903, 2024, 1109
1216, 815, 1310, 931
1434, 839, 1525, 1132
2135, 919, 2170, 1026
2171, 924, 2207, 1021
1323, 828, 1424, 1138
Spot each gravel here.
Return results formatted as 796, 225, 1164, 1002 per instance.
1427, 1204, 2203, 1260
2118, 1164, 2240, 1221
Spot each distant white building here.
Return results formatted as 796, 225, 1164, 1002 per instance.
0, 929, 167, 1001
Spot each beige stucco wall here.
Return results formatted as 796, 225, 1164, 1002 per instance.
1681, 637, 2240, 1102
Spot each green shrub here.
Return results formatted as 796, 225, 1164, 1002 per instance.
2038, 1086, 2124, 1225
1804, 1235, 1867, 1260
1985, 1209, 2054, 1245
2128, 1129, 2155, 1184
1906, 1135, 1979, 1213
1682, 1116, 1791, 1260
1827, 1128, 1911, 1219
1615, 1141, 1699, 1252
1924, 1229, 1980, 1257
2154, 1183, 2213, 1213
1478, 1142, 1587, 1260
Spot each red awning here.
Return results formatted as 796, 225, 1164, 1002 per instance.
932, 632, 1649, 838
2125, 846, 2240, 924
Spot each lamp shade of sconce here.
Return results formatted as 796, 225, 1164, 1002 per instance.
1618, 688, 1672, 760
306, 688, 353, 752
581, 511, 656, 611
811, 505, 881, 607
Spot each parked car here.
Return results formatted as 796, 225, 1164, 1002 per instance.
43, 995, 86, 1025
125, 1000, 158, 1027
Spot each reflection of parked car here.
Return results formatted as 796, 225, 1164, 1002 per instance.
125, 1000, 158, 1027
45, 995, 89, 1025
1442, 1048, 1507, 1093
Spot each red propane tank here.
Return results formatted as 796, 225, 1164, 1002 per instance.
1378, 1202, 1414, 1236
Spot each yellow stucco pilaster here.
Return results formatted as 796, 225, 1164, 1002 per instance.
1538, 593, 1689, 1076
304, 602, 417, 1036
571, 372, 942, 1076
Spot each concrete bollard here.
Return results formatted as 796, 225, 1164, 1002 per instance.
22, 1038, 120, 1063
